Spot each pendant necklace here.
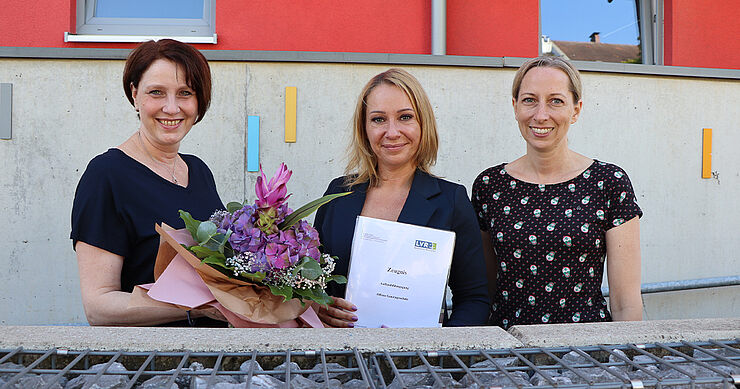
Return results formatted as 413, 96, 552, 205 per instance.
137, 131, 178, 184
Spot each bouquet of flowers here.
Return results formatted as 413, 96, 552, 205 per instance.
180, 163, 348, 306
129, 164, 349, 327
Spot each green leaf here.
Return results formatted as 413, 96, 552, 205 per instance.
326, 275, 347, 284
269, 284, 294, 302
226, 201, 244, 213
179, 210, 202, 241
278, 191, 352, 230
201, 231, 231, 253
298, 258, 323, 280
190, 245, 222, 260
199, 259, 234, 278
193, 221, 232, 254
223, 245, 235, 259
220, 230, 233, 251
294, 286, 333, 306
290, 257, 323, 280
202, 255, 228, 268
196, 221, 218, 244
237, 271, 266, 283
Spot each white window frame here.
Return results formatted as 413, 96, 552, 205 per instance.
639, 0, 663, 65
65, 0, 217, 44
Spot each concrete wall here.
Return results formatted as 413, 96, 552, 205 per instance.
0, 59, 737, 325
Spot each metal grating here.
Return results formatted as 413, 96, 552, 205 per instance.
1, 340, 738, 388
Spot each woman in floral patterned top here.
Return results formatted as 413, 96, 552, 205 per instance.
472, 57, 643, 328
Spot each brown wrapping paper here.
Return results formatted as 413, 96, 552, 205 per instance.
138, 223, 311, 325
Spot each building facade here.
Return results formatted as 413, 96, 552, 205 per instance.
0, 1, 738, 325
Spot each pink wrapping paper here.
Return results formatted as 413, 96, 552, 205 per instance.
128, 223, 324, 328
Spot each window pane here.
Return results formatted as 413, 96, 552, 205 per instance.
541, 0, 642, 63
95, 0, 204, 19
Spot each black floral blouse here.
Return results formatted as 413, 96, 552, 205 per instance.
472, 160, 642, 328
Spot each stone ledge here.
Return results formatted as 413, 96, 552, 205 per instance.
508, 317, 740, 347
0, 326, 522, 353
3, 318, 737, 353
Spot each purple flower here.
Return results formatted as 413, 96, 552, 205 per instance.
230, 228, 260, 253
280, 229, 298, 247
292, 220, 321, 259
255, 163, 292, 209
226, 205, 268, 253
233, 209, 254, 230
249, 252, 271, 273
265, 242, 298, 269
208, 210, 232, 233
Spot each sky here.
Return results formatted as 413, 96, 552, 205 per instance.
541, 0, 640, 45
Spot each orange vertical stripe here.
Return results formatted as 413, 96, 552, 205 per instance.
285, 87, 297, 143
702, 128, 712, 178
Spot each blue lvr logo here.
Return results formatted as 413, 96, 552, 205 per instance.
414, 240, 437, 251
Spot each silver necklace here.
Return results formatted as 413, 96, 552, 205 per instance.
137, 131, 178, 184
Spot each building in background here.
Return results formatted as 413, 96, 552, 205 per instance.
1, 0, 738, 69
1, 1, 738, 325
542, 33, 642, 64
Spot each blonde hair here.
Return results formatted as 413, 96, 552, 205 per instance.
512, 56, 583, 103
344, 68, 438, 188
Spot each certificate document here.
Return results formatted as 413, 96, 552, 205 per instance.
345, 216, 456, 328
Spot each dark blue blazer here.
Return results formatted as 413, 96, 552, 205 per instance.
314, 170, 491, 326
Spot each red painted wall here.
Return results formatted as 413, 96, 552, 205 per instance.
0, 0, 431, 52
0, 0, 536, 57
447, 0, 539, 58
216, 0, 430, 53
0, 0, 129, 49
663, 0, 740, 69
2, 0, 738, 69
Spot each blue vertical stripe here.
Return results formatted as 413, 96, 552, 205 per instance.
247, 115, 260, 172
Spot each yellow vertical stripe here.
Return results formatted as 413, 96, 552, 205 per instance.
285, 87, 297, 143
702, 128, 712, 178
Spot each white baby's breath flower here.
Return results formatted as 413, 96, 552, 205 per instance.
225, 252, 257, 276
209, 209, 230, 225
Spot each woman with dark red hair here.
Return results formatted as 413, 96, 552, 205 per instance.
71, 39, 226, 326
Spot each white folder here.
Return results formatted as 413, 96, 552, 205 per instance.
345, 216, 455, 328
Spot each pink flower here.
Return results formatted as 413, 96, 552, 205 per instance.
264, 242, 298, 269
255, 163, 292, 209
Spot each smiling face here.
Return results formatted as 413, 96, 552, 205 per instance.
131, 58, 198, 149
364, 83, 422, 174
513, 66, 582, 153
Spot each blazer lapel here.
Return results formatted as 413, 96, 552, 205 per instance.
398, 170, 441, 227
343, 181, 368, 226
